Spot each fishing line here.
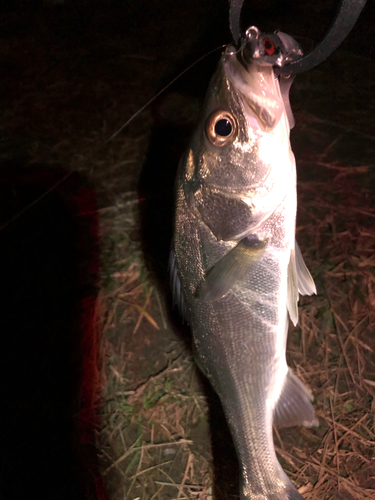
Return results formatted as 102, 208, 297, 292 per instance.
106, 44, 225, 143
1, 45, 225, 231
0, 171, 73, 232
3, 0, 367, 228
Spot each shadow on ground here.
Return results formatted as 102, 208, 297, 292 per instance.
0, 162, 103, 500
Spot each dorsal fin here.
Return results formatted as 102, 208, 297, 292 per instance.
287, 241, 316, 326
287, 249, 299, 326
295, 240, 316, 295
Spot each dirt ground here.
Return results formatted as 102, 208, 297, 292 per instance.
2, 1, 375, 499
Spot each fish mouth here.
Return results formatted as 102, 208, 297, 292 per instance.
223, 48, 284, 133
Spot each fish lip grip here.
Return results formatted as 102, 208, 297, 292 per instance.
230, 0, 367, 75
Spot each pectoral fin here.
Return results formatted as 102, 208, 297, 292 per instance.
287, 240, 317, 326
273, 368, 318, 428
199, 236, 267, 302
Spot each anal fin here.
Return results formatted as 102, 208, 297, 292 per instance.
273, 368, 318, 428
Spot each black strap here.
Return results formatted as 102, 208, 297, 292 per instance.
278, 0, 367, 74
229, 0, 244, 45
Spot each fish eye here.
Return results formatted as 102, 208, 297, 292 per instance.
205, 110, 237, 147
215, 119, 232, 137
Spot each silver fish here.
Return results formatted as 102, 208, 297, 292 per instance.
171, 28, 317, 499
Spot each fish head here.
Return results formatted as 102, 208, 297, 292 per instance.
182, 28, 298, 241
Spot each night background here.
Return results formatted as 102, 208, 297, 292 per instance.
1, 1, 375, 499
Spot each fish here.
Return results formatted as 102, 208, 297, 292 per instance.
171, 27, 317, 499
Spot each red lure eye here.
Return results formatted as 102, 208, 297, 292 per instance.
263, 38, 276, 55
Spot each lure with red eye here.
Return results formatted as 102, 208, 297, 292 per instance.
263, 37, 276, 56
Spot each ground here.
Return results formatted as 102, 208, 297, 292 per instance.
1, 1, 375, 499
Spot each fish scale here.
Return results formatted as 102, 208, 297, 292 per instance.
172, 28, 317, 499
